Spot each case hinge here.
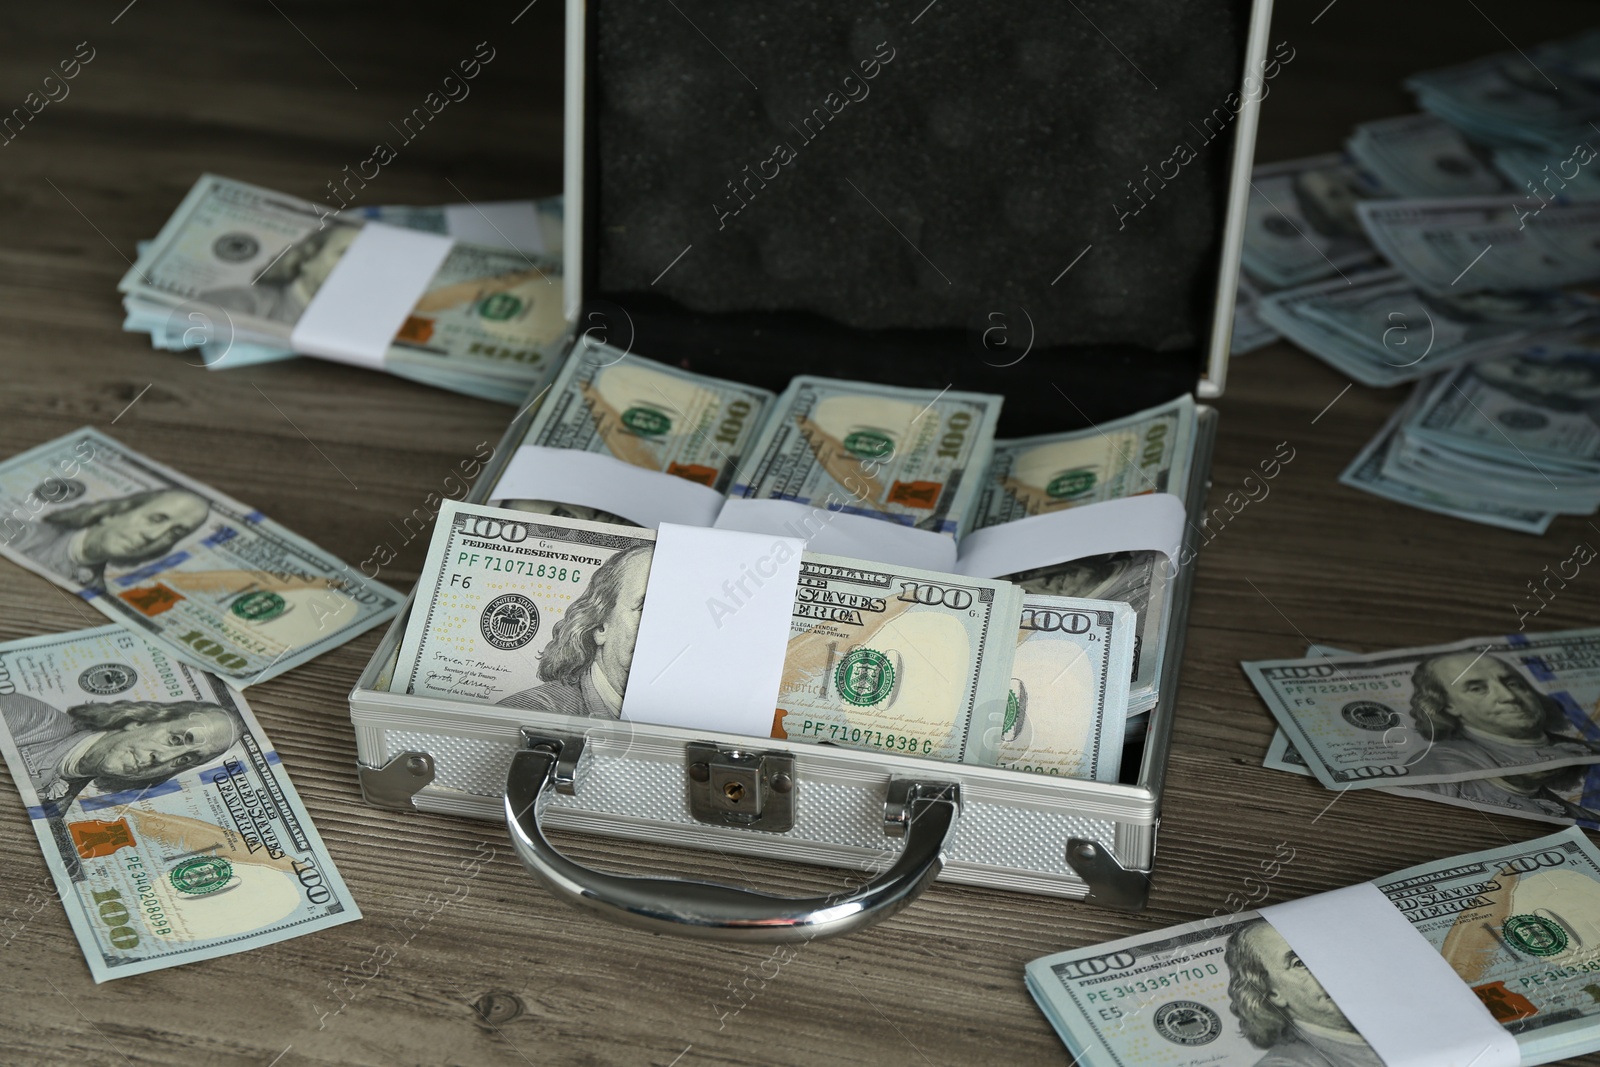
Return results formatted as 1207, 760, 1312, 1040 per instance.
685, 741, 795, 832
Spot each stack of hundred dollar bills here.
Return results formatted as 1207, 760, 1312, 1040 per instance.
1027, 828, 1600, 1066
119, 175, 565, 404
1246, 630, 1600, 831
1337, 335, 1600, 532
1238, 29, 1600, 386
390, 500, 1140, 782
489, 343, 1203, 721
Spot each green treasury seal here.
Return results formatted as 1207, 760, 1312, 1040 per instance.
1503, 914, 1568, 957
170, 856, 234, 896
835, 648, 895, 707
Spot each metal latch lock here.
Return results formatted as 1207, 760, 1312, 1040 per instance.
685, 741, 796, 832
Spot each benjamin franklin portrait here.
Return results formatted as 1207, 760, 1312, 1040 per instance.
498, 543, 654, 719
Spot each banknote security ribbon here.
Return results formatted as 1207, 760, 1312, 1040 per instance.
953, 492, 1188, 580
493, 444, 726, 529
289, 223, 454, 369
1261, 882, 1520, 1067
621, 523, 804, 737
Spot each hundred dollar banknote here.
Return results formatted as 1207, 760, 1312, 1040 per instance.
392, 501, 657, 707
1268, 647, 1600, 831
1407, 31, 1600, 151
118, 174, 566, 389
973, 396, 1197, 714
1241, 155, 1382, 288
773, 553, 1020, 764
0, 428, 403, 686
971, 396, 1196, 526
1028, 827, 1600, 1067
996, 595, 1134, 781
1344, 114, 1507, 198
1407, 338, 1600, 474
515, 341, 775, 493
731, 377, 1003, 540
1244, 627, 1600, 791
1341, 391, 1558, 534
1357, 199, 1600, 294
392, 501, 1023, 764
1255, 269, 1599, 388
0, 626, 360, 982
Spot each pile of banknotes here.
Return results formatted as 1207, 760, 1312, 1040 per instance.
1029, 827, 1600, 1066
1246, 628, 1600, 830
1338, 335, 1600, 532
119, 175, 566, 404
491, 344, 1204, 720
392, 500, 1137, 781
1237, 29, 1600, 380
0, 427, 398, 978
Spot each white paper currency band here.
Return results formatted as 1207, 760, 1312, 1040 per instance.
491, 445, 725, 528
1260, 882, 1520, 1067
443, 201, 547, 255
621, 523, 804, 737
289, 223, 453, 369
713, 498, 959, 573
952, 493, 1187, 579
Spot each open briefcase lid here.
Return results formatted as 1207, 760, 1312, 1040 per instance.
561, 0, 1271, 432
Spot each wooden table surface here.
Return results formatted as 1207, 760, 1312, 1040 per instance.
3, 2, 1597, 1064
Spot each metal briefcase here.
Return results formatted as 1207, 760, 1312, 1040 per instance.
348, 0, 1269, 938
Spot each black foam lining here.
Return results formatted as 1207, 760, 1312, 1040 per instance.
585, 0, 1249, 432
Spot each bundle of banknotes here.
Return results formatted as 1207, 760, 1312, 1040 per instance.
491, 343, 1203, 718
390, 499, 1139, 781
1238, 29, 1600, 382
1340, 334, 1600, 531
1246, 628, 1600, 830
1028, 827, 1600, 1066
0, 428, 405, 977
119, 175, 566, 404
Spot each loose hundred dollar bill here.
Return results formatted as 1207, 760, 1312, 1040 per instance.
394, 502, 1021, 764
1268, 647, 1600, 831
0, 626, 360, 982
1345, 114, 1507, 198
118, 175, 566, 388
1244, 627, 1600, 791
1241, 155, 1381, 288
517, 341, 775, 492
1028, 828, 1600, 1067
732, 377, 1003, 539
0, 429, 402, 686
392, 500, 657, 707
775, 554, 1021, 764
997, 595, 1134, 781
1357, 199, 1600, 294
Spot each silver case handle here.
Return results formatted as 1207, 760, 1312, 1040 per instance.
503, 738, 960, 942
